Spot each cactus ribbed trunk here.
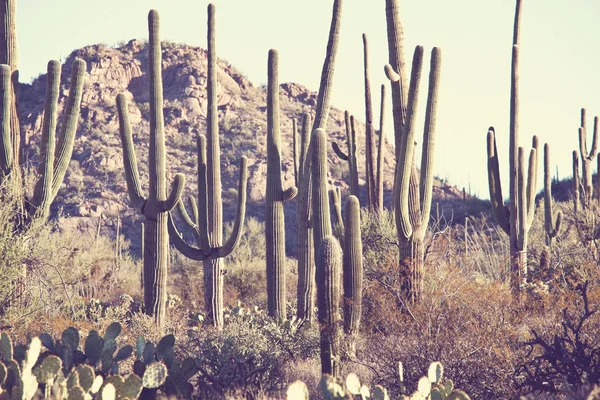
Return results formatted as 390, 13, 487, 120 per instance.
398, 236, 424, 304
296, 113, 314, 322
0, 0, 20, 170
316, 236, 341, 377
266, 49, 297, 320
205, 3, 224, 327
343, 195, 362, 357
312, 129, 333, 253
385, 0, 409, 163
167, 4, 248, 330
117, 10, 185, 326
376, 84, 386, 214
296, 0, 342, 321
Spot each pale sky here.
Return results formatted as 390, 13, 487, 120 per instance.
17, 0, 600, 199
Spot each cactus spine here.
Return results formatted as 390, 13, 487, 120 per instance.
343, 195, 362, 358
544, 144, 562, 247
296, 0, 342, 322
578, 108, 598, 207
266, 49, 298, 320
486, 0, 539, 295
316, 235, 341, 377
386, 46, 441, 303
116, 10, 185, 326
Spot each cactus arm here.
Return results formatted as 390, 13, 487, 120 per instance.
167, 214, 208, 261
418, 48, 441, 228
177, 196, 198, 229
332, 141, 348, 160
393, 46, 424, 240
590, 116, 599, 157
32, 60, 60, 217
282, 186, 298, 202
544, 143, 561, 242
116, 93, 146, 211
525, 145, 537, 229
579, 127, 586, 159
50, 58, 86, 200
160, 173, 185, 212
385, 0, 410, 160
217, 156, 248, 258
0, 64, 12, 175
329, 188, 343, 230
312, 0, 342, 131
486, 128, 510, 235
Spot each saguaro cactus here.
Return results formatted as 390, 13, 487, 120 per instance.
116, 10, 185, 326
362, 33, 376, 209
573, 151, 580, 213
544, 144, 562, 247
316, 235, 341, 377
343, 195, 362, 358
0, 59, 85, 221
265, 49, 298, 320
296, 113, 315, 322
332, 112, 359, 198
578, 108, 598, 207
376, 84, 387, 214
386, 46, 441, 304
296, 0, 342, 322
486, 0, 540, 295
0, 0, 20, 169
168, 4, 248, 330
312, 128, 333, 255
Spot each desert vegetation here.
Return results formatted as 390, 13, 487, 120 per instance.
0, 0, 598, 399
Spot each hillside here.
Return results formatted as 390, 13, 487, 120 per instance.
17, 39, 471, 251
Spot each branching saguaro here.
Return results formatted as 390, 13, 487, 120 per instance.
486, 0, 541, 295
265, 49, 297, 321
168, 4, 248, 330
386, 46, 441, 304
116, 10, 185, 326
577, 108, 598, 207
296, 0, 342, 322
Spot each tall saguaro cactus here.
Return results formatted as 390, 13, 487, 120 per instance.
578, 108, 598, 207
376, 84, 387, 214
0, 58, 85, 222
0, 0, 20, 169
296, 113, 315, 322
168, 4, 248, 329
573, 150, 580, 213
296, 0, 342, 322
116, 10, 185, 326
386, 46, 441, 304
362, 33, 376, 209
265, 49, 298, 320
486, 0, 539, 295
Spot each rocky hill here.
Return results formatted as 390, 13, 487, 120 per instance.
17, 39, 467, 253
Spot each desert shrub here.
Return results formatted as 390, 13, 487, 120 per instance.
515, 282, 600, 396
187, 305, 319, 398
